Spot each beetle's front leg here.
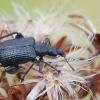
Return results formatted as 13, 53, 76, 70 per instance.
20, 59, 37, 82
39, 57, 61, 73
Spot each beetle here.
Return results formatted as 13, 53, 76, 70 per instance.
0, 32, 74, 82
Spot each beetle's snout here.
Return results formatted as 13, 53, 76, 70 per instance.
57, 49, 64, 57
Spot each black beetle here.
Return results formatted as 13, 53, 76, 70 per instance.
0, 32, 74, 82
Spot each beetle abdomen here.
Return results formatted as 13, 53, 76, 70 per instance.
0, 45, 36, 65
0, 37, 36, 65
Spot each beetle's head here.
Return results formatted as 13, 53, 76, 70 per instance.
57, 49, 65, 57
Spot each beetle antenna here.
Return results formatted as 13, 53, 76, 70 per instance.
61, 43, 72, 51
63, 56, 75, 71
61, 43, 75, 71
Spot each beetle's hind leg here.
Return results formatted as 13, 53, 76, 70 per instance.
0, 65, 20, 82
0, 32, 24, 40
42, 38, 51, 46
15, 32, 24, 38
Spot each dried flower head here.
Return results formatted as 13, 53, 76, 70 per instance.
10, 54, 100, 100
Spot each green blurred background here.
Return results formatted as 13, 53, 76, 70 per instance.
0, 0, 100, 30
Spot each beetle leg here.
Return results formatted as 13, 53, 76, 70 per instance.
20, 59, 37, 82
42, 61, 61, 73
15, 32, 24, 38
42, 38, 51, 46
39, 57, 61, 73
0, 32, 24, 39
39, 56, 43, 62
5, 65, 20, 74
0, 65, 20, 82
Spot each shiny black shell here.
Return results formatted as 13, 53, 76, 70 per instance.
0, 37, 36, 65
